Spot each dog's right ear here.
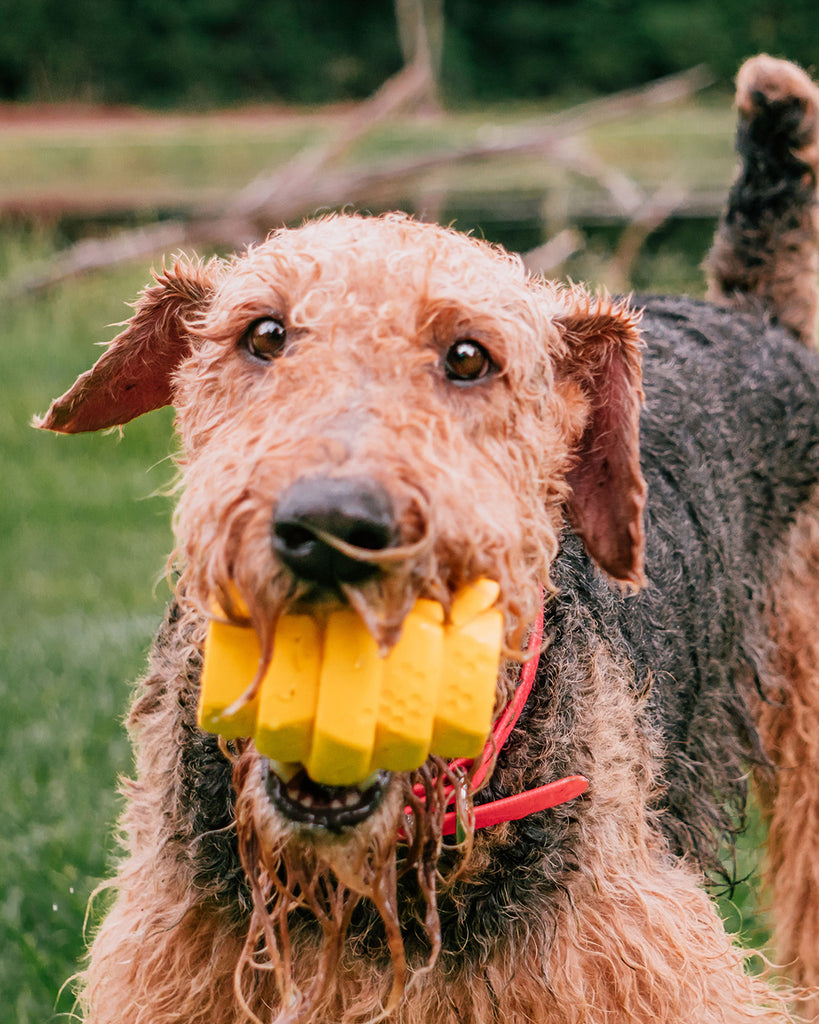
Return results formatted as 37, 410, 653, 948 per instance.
552, 289, 647, 587
35, 255, 221, 434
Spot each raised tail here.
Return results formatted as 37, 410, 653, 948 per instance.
705, 54, 819, 347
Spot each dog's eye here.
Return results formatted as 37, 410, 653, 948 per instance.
444, 340, 495, 383
241, 317, 287, 362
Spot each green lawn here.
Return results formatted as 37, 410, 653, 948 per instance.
1, 235, 176, 1021
0, 92, 772, 1021
0, 94, 738, 218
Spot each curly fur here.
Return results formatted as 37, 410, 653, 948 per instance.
756, 491, 819, 1019
37, 55, 819, 1023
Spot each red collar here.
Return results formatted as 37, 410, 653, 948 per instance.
407, 599, 589, 837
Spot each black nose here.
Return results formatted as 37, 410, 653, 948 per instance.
272, 476, 397, 586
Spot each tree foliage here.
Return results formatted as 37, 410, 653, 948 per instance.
0, 0, 817, 107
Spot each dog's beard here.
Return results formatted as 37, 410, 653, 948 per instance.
232, 749, 478, 1024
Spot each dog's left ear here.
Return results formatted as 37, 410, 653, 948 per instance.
554, 292, 646, 586
36, 255, 220, 434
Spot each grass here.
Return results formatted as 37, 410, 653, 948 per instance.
0, 93, 773, 1021
1, 231, 176, 1021
0, 94, 738, 213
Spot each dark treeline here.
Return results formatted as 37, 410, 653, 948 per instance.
1, 0, 817, 107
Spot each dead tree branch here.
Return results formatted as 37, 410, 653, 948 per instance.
606, 183, 688, 292
2, 64, 712, 299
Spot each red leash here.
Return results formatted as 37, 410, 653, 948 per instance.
406, 597, 589, 838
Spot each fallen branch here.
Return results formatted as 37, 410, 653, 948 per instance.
230, 57, 436, 220
522, 228, 585, 276
605, 183, 688, 292
1, 59, 434, 299
226, 64, 711, 227
1, 64, 713, 299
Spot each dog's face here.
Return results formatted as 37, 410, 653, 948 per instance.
174, 216, 597, 642
40, 211, 644, 831
38, 213, 644, 1003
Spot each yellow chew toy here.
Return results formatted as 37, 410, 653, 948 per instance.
198, 579, 503, 786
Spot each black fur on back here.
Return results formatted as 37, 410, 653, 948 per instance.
144, 295, 819, 958
557, 295, 819, 877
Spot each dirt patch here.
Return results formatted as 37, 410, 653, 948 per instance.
0, 100, 352, 137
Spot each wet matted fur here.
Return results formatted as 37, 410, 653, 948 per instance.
38, 55, 819, 1023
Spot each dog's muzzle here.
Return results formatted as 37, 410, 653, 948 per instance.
272, 475, 397, 586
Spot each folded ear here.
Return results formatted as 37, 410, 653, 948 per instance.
35, 254, 221, 434
555, 291, 646, 586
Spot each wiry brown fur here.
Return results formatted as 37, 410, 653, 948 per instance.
38, 55, 819, 1024
171, 220, 586, 652
707, 62, 819, 1015
757, 490, 819, 1021
80, 617, 793, 1024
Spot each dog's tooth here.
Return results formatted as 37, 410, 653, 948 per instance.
356, 771, 380, 792
343, 790, 361, 808
269, 759, 300, 784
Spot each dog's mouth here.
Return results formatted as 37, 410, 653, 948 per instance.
262, 759, 389, 831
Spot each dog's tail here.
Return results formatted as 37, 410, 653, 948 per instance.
705, 54, 819, 347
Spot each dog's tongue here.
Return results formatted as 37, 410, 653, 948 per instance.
198, 579, 503, 787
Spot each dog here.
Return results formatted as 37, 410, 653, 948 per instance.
38, 55, 819, 1023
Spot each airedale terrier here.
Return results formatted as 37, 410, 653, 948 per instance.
38, 55, 819, 1023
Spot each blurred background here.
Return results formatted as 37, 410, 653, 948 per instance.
2, 1, 812, 1020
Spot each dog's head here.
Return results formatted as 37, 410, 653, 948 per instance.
39, 212, 644, 606
39, 212, 644, 1010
